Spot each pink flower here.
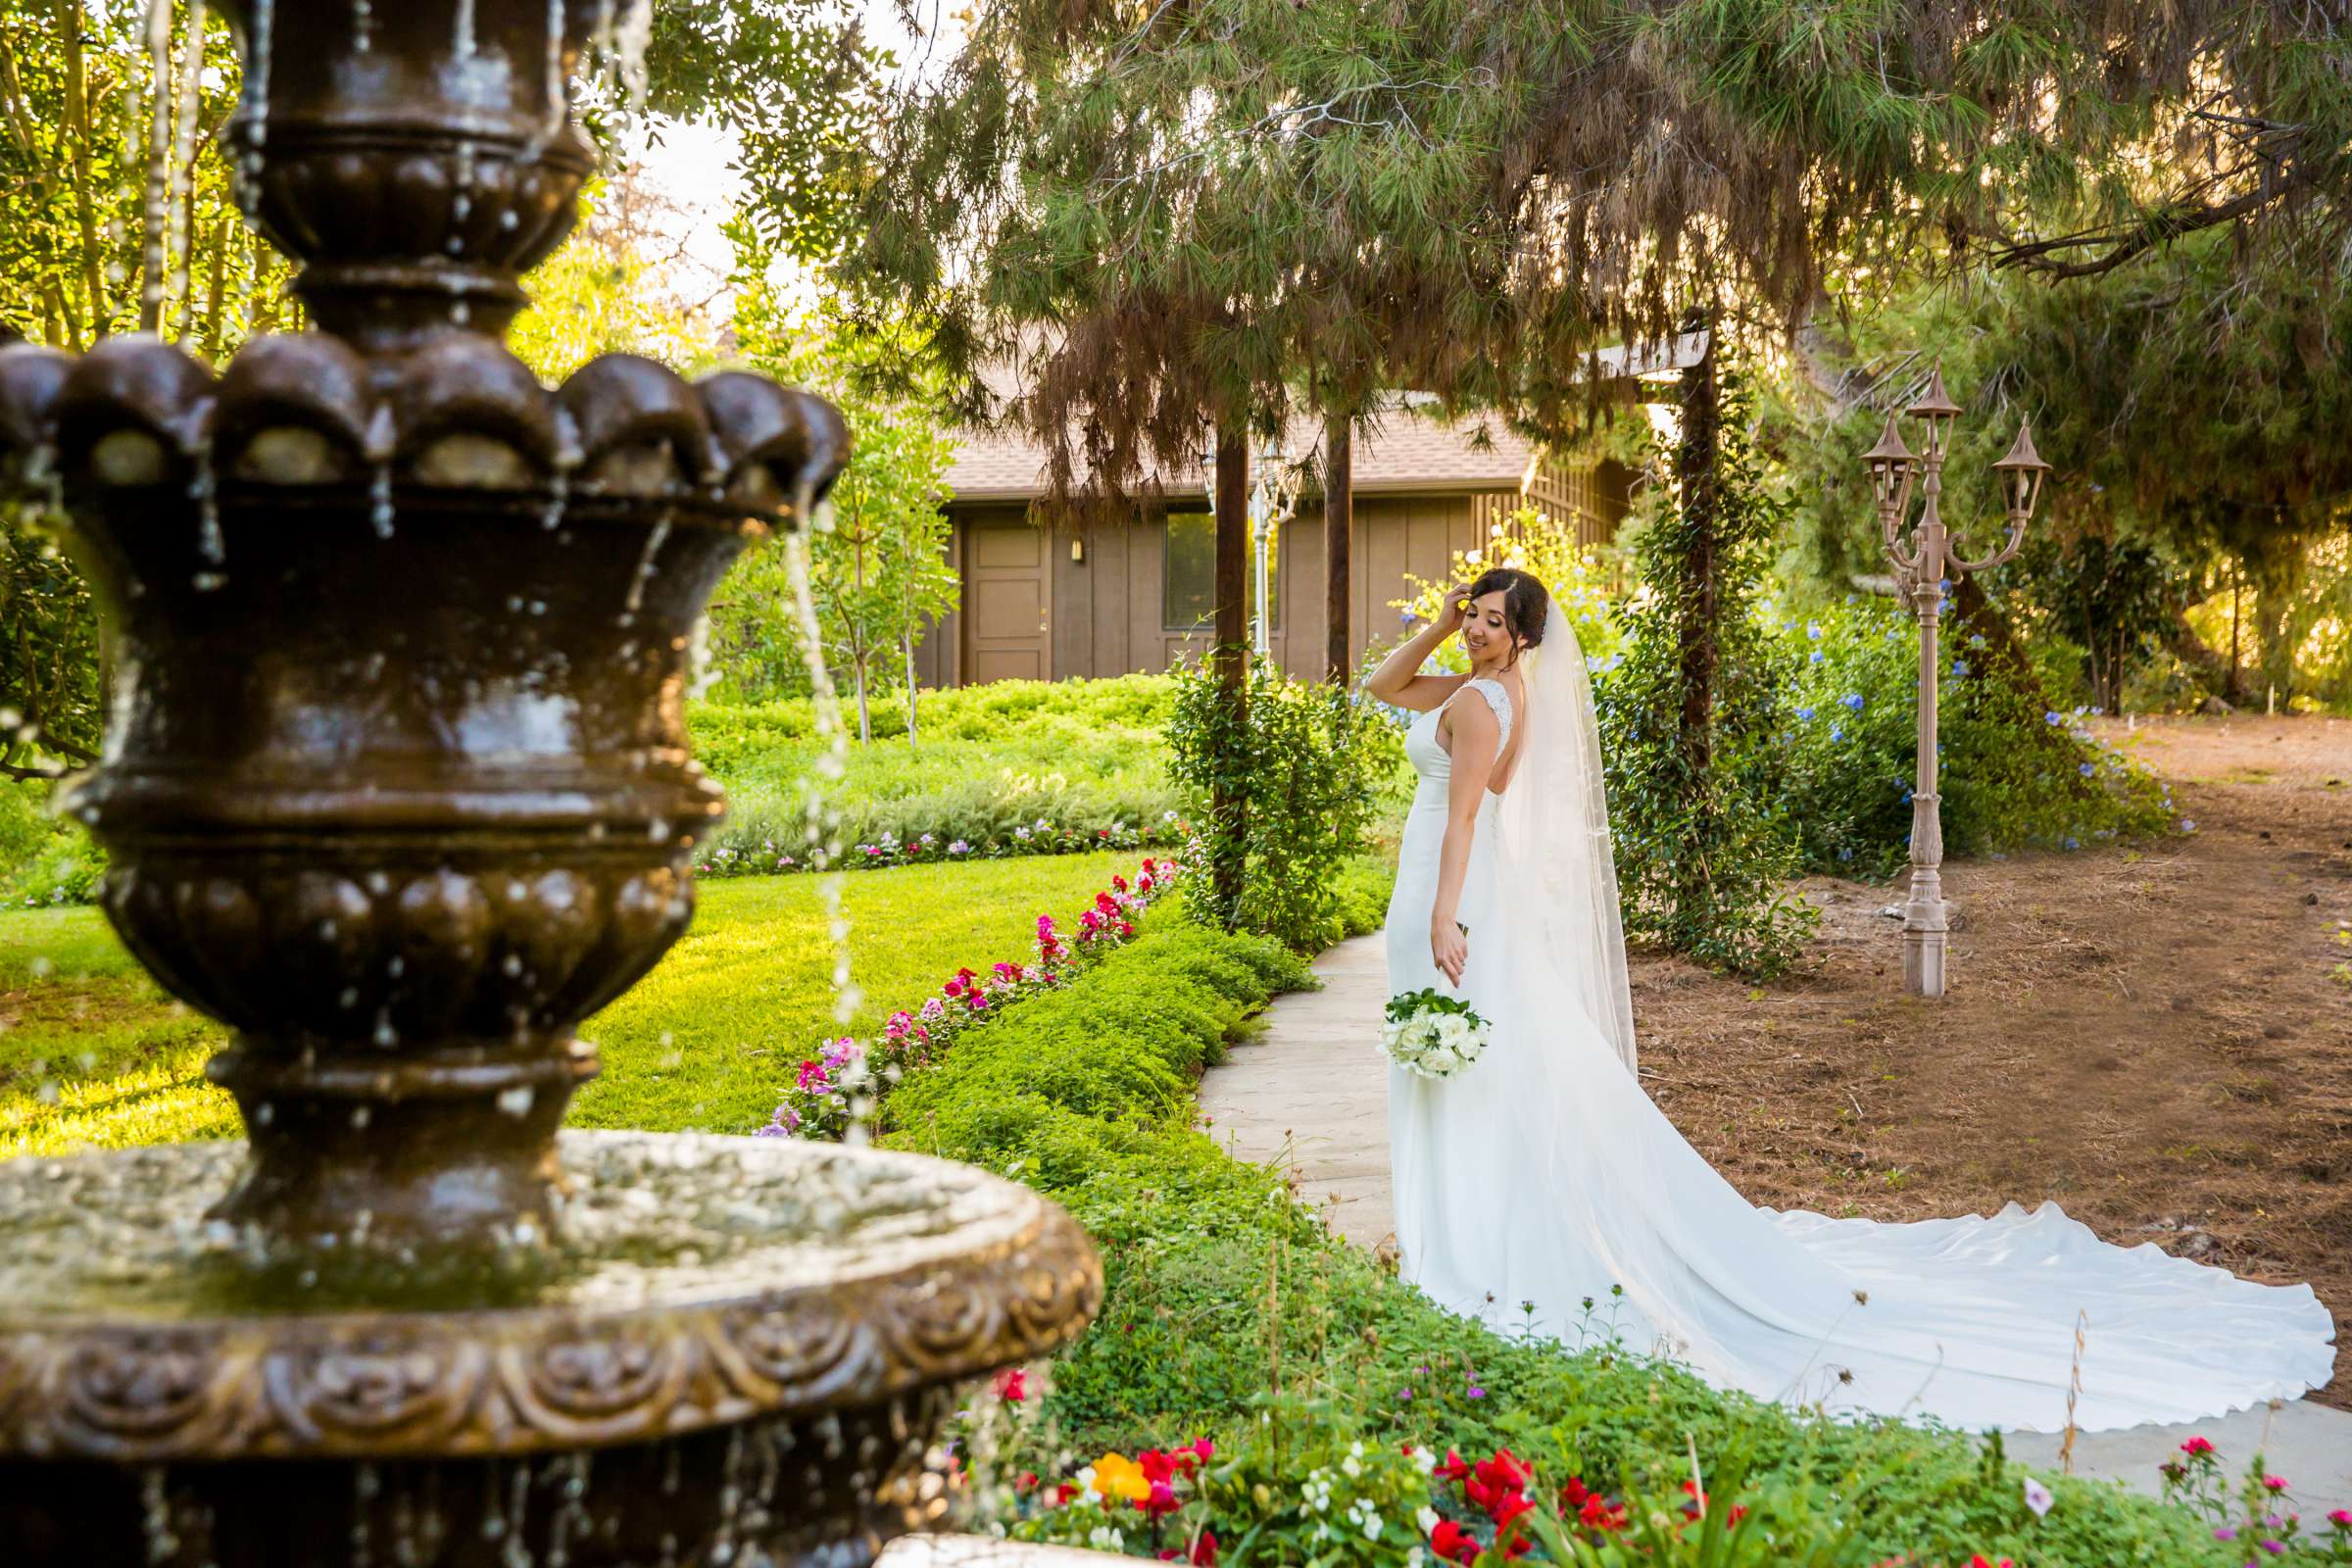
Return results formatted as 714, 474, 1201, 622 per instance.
2264, 1475, 2290, 1493
920, 998, 946, 1021
993, 1367, 1027, 1402
2181, 1437, 2216, 1457
796, 1060, 828, 1092
2326, 1509, 2352, 1528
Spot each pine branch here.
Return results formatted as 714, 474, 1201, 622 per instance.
1990, 177, 2309, 279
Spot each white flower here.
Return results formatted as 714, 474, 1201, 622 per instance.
2023, 1477, 2054, 1517
1087, 1526, 1125, 1551
1417, 1507, 1441, 1534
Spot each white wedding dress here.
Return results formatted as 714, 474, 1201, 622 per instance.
1384, 606, 2334, 1433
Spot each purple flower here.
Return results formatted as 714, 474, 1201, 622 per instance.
1465, 1387, 1486, 1399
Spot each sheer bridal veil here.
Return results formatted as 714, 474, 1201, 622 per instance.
1494, 600, 1640, 1076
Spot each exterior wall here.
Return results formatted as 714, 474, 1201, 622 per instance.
1345, 493, 1486, 674
919, 480, 1620, 687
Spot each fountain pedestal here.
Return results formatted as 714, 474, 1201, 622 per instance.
0, 3, 1101, 1562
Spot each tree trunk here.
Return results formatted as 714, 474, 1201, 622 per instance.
902, 629, 920, 745
1324, 416, 1352, 683
1673, 344, 1721, 779
2228, 570, 2246, 704
138, 2, 173, 333
2251, 527, 2303, 708
852, 660, 872, 744
58, 0, 107, 344
1210, 425, 1250, 926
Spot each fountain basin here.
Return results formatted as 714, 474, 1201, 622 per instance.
0, 1132, 1101, 1564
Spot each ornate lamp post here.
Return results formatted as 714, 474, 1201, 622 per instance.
1863, 366, 2051, 997
1203, 435, 1301, 662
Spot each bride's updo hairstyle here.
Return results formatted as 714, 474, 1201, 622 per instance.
1465, 566, 1550, 667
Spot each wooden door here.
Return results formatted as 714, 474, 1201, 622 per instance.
961, 520, 1053, 683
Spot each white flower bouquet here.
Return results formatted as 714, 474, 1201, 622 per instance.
1381, 987, 1492, 1080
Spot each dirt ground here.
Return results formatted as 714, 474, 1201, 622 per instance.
1632, 714, 2352, 1405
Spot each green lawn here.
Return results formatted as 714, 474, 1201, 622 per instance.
0, 853, 1136, 1157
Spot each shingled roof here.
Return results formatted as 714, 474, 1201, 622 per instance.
941, 413, 1542, 505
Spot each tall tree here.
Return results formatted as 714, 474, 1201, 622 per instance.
841, 0, 2352, 508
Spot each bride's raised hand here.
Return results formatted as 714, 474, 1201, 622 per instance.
1432, 583, 1475, 636
1430, 918, 1467, 988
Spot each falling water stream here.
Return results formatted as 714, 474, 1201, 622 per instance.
779, 499, 867, 1133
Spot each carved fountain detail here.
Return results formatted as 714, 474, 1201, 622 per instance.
0, 5, 1100, 1563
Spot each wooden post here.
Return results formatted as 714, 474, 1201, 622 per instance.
1210, 426, 1251, 924
1324, 415, 1352, 683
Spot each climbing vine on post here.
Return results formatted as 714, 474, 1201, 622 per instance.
1596, 373, 1815, 978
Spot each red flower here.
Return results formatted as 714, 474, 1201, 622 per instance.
993, 1367, 1026, 1402
1188, 1528, 1219, 1567
1140, 1481, 1182, 1519
2181, 1437, 2216, 1456
1053, 1483, 1080, 1507
1139, 1449, 1179, 1485
1969, 1557, 2014, 1568
1430, 1521, 1479, 1565
1187, 1438, 1214, 1467
1015, 1472, 1039, 1493
1578, 1495, 1629, 1533
1559, 1477, 1592, 1511
1433, 1450, 1472, 1484
1117, 920, 1136, 938
1112, 875, 1130, 892
1475, 1450, 1531, 1491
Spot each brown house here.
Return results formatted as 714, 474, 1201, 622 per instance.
913, 417, 1634, 687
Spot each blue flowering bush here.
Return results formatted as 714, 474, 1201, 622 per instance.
1766, 595, 2179, 878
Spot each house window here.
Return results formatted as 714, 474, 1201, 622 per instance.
1163, 512, 1280, 632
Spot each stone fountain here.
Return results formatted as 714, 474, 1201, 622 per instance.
0, 5, 1099, 1563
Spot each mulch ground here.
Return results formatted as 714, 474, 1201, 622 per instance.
1632, 715, 2352, 1407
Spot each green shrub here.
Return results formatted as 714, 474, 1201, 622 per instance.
1593, 379, 1817, 979
1764, 596, 2179, 879
1165, 662, 1404, 951
0, 785, 104, 910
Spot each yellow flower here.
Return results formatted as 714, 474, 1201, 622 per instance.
1092, 1452, 1151, 1504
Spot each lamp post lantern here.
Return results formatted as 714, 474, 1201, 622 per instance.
1864, 365, 2051, 997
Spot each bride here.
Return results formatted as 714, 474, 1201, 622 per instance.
1365, 567, 2333, 1432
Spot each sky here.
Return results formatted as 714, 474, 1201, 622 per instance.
631, 1, 963, 320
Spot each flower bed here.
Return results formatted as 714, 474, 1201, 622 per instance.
755, 854, 1185, 1141
862, 892, 2275, 1568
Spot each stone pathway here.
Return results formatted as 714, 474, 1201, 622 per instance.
1197, 927, 2352, 1513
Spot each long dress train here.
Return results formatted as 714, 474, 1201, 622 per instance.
1385, 668, 2333, 1433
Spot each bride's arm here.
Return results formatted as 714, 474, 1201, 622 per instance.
1365, 586, 1472, 711
1427, 701, 1500, 987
